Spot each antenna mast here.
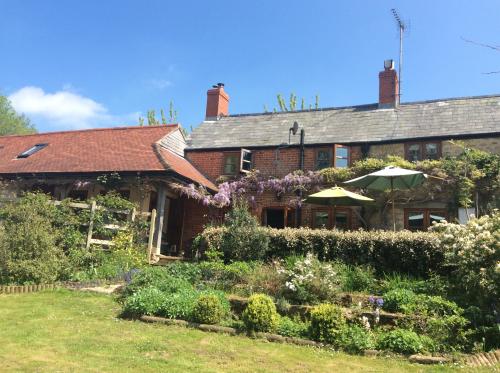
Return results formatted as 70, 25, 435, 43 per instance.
391, 8, 405, 105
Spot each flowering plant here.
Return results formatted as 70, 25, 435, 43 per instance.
431, 210, 499, 307
368, 296, 384, 326
176, 170, 323, 208
280, 252, 342, 304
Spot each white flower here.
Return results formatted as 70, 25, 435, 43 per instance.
361, 316, 371, 330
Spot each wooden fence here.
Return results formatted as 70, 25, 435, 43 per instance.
52, 201, 157, 258
0, 284, 58, 294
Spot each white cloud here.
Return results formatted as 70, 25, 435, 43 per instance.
8, 86, 139, 130
148, 79, 173, 90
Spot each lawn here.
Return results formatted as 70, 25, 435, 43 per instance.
0, 290, 481, 373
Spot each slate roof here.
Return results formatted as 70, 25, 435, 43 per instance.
0, 125, 216, 190
187, 95, 500, 149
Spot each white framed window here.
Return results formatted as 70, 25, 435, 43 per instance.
240, 149, 253, 173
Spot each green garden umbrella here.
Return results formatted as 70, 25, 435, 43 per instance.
344, 166, 428, 231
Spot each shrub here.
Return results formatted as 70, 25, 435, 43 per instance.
378, 273, 426, 293
87, 232, 147, 280
417, 295, 462, 317
473, 325, 500, 351
242, 262, 287, 298
425, 315, 471, 352
197, 226, 443, 277
376, 329, 425, 355
337, 263, 376, 293
339, 325, 375, 354
199, 260, 254, 291
384, 289, 463, 318
309, 303, 347, 345
242, 293, 279, 333
0, 193, 68, 284
164, 261, 202, 284
281, 253, 342, 305
122, 287, 165, 316
159, 288, 199, 320
382, 289, 417, 313
431, 211, 500, 307
219, 199, 270, 262
276, 316, 309, 338
121, 267, 191, 299
191, 293, 229, 324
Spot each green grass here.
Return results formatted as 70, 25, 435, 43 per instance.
0, 290, 480, 373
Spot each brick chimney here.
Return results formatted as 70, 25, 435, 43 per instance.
205, 83, 229, 119
379, 60, 399, 108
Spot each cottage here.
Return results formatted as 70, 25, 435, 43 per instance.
0, 124, 216, 257
186, 61, 500, 231
1, 60, 499, 255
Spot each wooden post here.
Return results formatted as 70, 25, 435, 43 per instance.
86, 200, 97, 249
129, 207, 137, 223
154, 185, 167, 255
147, 209, 157, 264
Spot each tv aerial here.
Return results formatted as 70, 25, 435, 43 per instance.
391, 8, 409, 104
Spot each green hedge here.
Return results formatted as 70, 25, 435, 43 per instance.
196, 227, 444, 277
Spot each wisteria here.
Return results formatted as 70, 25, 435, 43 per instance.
176, 170, 324, 208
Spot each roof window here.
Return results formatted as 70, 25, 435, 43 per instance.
17, 143, 48, 159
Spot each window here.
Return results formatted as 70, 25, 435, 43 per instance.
315, 145, 350, 170
223, 149, 253, 175
334, 210, 350, 230
17, 143, 48, 158
223, 153, 239, 175
262, 207, 295, 229
240, 149, 253, 173
334, 145, 350, 168
313, 210, 329, 228
312, 207, 352, 230
315, 148, 332, 170
405, 142, 441, 162
404, 208, 447, 231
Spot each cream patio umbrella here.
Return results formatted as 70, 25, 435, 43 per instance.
303, 186, 374, 228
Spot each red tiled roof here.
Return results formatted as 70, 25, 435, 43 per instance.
158, 146, 217, 191
0, 125, 216, 190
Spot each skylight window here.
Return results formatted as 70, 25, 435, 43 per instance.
17, 143, 48, 158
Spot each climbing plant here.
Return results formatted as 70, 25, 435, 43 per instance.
177, 146, 499, 222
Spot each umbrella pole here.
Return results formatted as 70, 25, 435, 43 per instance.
391, 178, 396, 231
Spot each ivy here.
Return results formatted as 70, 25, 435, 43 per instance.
177, 144, 499, 216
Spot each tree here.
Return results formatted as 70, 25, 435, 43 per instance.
138, 100, 178, 126
0, 95, 36, 135
264, 93, 321, 113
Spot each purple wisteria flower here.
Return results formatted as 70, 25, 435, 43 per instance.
177, 169, 324, 209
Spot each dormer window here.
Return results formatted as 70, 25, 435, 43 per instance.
17, 143, 48, 159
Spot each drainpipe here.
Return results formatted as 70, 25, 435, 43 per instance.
296, 128, 305, 227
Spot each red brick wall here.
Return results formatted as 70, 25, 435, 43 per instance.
180, 144, 364, 250
186, 145, 363, 181
181, 197, 227, 255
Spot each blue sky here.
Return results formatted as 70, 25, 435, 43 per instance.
1, 0, 499, 132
